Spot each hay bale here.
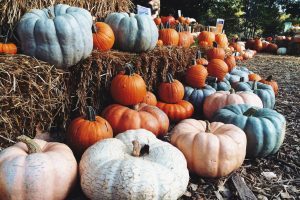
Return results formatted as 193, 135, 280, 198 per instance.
0, 54, 68, 140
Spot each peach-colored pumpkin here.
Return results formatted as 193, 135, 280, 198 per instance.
170, 119, 247, 177
203, 89, 263, 119
141, 91, 157, 106
0, 136, 77, 200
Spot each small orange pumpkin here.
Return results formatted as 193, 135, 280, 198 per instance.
0, 42, 17, 54
198, 31, 215, 47
196, 50, 208, 65
141, 91, 157, 106
259, 75, 278, 96
185, 60, 208, 88
161, 15, 176, 26
157, 39, 163, 46
92, 22, 115, 51
154, 17, 162, 25
207, 59, 229, 81
157, 100, 194, 122
249, 73, 262, 81
159, 23, 179, 46
206, 42, 226, 60
158, 73, 184, 103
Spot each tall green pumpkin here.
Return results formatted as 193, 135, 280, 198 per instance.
212, 104, 286, 158
105, 13, 158, 53
17, 4, 93, 68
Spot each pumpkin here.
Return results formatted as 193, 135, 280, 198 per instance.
266, 43, 278, 54
176, 24, 193, 48
206, 42, 226, 60
229, 41, 242, 53
203, 89, 263, 119
105, 12, 158, 52
185, 60, 208, 88
92, 22, 115, 51
157, 100, 194, 122
17, 4, 93, 68
170, 119, 247, 177
224, 73, 241, 85
161, 15, 176, 26
79, 129, 189, 200
215, 33, 228, 48
224, 55, 236, 72
229, 67, 251, 82
158, 73, 184, 103
242, 52, 251, 60
260, 75, 278, 96
277, 47, 287, 55
207, 76, 231, 91
184, 85, 216, 114
196, 50, 208, 65
154, 16, 161, 25
249, 73, 262, 81
141, 91, 157, 106
253, 38, 263, 52
213, 104, 286, 158
0, 42, 17, 54
157, 39, 163, 46
110, 64, 147, 106
159, 23, 179, 46
102, 103, 169, 137
262, 41, 269, 52
245, 39, 255, 49
0, 135, 77, 199
207, 59, 228, 81
234, 81, 275, 109
67, 106, 113, 156
199, 41, 209, 48
198, 31, 215, 47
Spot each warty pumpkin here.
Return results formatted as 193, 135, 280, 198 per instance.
170, 119, 247, 178
102, 103, 169, 137
141, 91, 157, 106
207, 59, 229, 81
206, 42, 226, 60
260, 75, 278, 96
92, 22, 115, 51
0, 135, 77, 200
79, 129, 189, 200
110, 64, 147, 106
157, 100, 194, 122
158, 73, 184, 103
185, 60, 208, 88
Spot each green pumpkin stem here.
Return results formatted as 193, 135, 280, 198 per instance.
86, 106, 96, 121
124, 64, 134, 76
243, 107, 258, 116
17, 135, 42, 154
252, 81, 258, 90
166, 73, 174, 83
205, 120, 211, 133
266, 75, 273, 81
229, 88, 235, 94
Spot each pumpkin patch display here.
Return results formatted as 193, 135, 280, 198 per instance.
203, 89, 263, 119
110, 64, 147, 106
206, 42, 226, 60
141, 91, 157, 106
185, 60, 208, 88
213, 104, 286, 158
207, 59, 229, 81
67, 106, 113, 157
102, 103, 169, 137
17, 4, 93, 68
260, 75, 278, 96
92, 22, 115, 51
105, 12, 158, 52
0, 135, 77, 200
158, 73, 184, 103
170, 119, 247, 177
80, 129, 189, 200
0, 42, 17, 54
157, 100, 194, 122
159, 22, 179, 46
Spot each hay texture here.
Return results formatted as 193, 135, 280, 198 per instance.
0, 54, 68, 140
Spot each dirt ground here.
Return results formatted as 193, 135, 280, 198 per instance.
0, 53, 299, 199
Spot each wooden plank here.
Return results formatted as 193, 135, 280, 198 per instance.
231, 173, 257, 200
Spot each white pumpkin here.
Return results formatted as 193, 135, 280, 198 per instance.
277, 47, 287, 55
79, 129, 189, 200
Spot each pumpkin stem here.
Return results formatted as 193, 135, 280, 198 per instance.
17, 135, 42, 154
124, 64, 134, 76
196, 50, 202, 59
243, 107, 258, 116
193, 59, 197, 65
132, 140, 149, 157
165, 21, 170, 29
252, 81, 258, 90
86, 106, 96, 121
92, 24, 97, 33
266, 75, 273, 81
176, 23, 183, 32
47, 9, 54, 19
206, 76, 217, 83
205, 120, 211, 133
213, 41, 218, 48
229, 88, 235, 94
159, 23, 164, 30
166, 73, 174, 83
240, 77, 244, 82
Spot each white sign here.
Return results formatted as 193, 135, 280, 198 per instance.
137, 5, 151, 16
178, 10, 182, 17
216, 18, 225, 34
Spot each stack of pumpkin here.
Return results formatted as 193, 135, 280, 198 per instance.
246, 37, 289, 55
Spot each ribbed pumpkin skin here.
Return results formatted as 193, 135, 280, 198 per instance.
254, 39, 263, 52
229, 43, 242, 53
93, 22, 115, 51
260, 76, 278, 96
178, 32, 193, 48
207, 79, 231, 91
203, 90, 263, 119
213, 104, 286, 158
159, 29, 179, 46
184, 85, 216, 114
224, 55, 236, 72
230, 68, 250, 82
215, 33, 228, 48
105, 12, 158, 52
198, 31, 215, 46
0, 43, 17, 54
157, 100, 194, 122
141, 91, 157, 106
234, 81, 275, 109
224, 73, 241, 84
0, 139, 77, 200
207, 46, 226, 60
170, 119, 247, 178
185, 64, 208, 88
17, 4, 93, 68
102, 103, 169, 137
207, 59, 228, 81
158, 75, 184, 103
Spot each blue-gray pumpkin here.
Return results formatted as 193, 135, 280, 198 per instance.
207, 77, 231, 91
230, 67, 250, 82
184, 85, 216, 115
225, 73, 240, 84
17, 4, 93, 68
105, 13, 158, 53
212, 104, 286, 158
234, 81, 275, 109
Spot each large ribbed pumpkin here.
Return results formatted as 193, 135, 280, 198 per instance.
0, 136, 77, 200
158, 73, 184, 103
17, 4, 93, 68
102, 103, 169, 137
157, 100, 194, 122
170, 119, 247, 177
198, 31, 215, 47
207, 59, 228, 81
93, 22, 115, 51
206, 42, 226, 60
185, 60, 208, 88
105, 12, 158, 52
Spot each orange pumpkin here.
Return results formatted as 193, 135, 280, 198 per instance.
141, 91, 157, 106
185, 60, 208, 88
207, 59, 228, 81
224, 55, 236, 72
254, 38, 263, 52
196, 50, 208, 65
177, 24, 193, 48
245, 39, 255, 49
199, 41, 209, 48
198, 31, 215, 47
242, 52, 251, 60
229, 42, 242, 53
206, 42, 226, 60
157, 39, 163, 46
249, 73, 262, 81
170, 119, 247, 177
154, 17, 161, 25
262, 41, 269, 52
159, 23, 179, 46
161, 15, 176, 26
67, 106, 113, 156
260, 75, 278, 96
157, 100, 194, 122
266, 43, 278, 54
158, 73, 184, 103
178, 16, 186, 23
102, 103, 169, 137
0, 42, 17, 54
110, 64, 147, 106
92, 22, 115, 51
215, 33, 228, 48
